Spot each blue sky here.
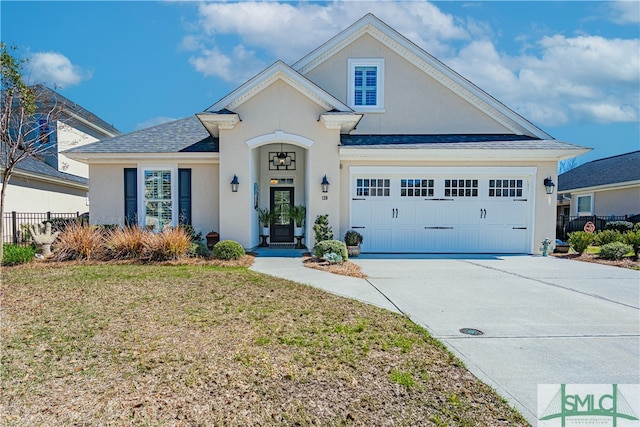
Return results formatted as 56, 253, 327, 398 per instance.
1, 1, 638, 165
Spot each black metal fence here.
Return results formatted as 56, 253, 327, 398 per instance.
556, 214, 639, 241
2, 211, 85, 245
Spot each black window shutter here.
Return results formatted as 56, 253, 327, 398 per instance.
178, 168, 192, 225
124, 168, 137, 226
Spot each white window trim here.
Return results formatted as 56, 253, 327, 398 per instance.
575, 193, 594, 217
347, 58, 385, 112
137, 165, 179, 229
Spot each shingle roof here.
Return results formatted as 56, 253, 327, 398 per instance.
340, 134, 540, 146
65, 116, 218, 154
1, 150, 88, 186
34, 85, 121, 136
558, 151, 640, 192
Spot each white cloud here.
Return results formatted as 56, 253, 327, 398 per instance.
182, 1, 639, 127
185, 1, 468, 83
608, 1, 640, 25
26, 52, 90, 88
135, 116, 177, 130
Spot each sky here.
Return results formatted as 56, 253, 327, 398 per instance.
1, 1, 639, 165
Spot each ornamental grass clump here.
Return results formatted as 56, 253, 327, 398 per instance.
568, 231, 593, 255
213, 240, 245, 260
622, 231, 640, 258
55, 223, 105, 261
105, 226, 145, 260
598, 241, 633, 260
142, 227, 191, 261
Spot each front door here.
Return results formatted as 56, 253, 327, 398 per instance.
270, 187, 294, 242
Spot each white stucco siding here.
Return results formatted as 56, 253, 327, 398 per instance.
88, 163, 132, 226
304, 33, 512, 135
2, 178, 88, 213
183, 162, 219, 238
56, 121, 100, 178
219, 79, 341, 248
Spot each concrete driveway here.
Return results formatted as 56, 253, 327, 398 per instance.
252, 253, 640, 424
351, 255, 640, 424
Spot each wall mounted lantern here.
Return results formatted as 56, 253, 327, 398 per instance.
230, 174, 240, 192
544, 177, 555, 195
321, 175, 330, 193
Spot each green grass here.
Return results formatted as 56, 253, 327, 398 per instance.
1, 263, 529, 426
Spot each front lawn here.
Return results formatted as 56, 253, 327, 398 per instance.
1, 264, 527, 425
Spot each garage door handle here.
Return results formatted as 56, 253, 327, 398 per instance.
512, 227, 527, 230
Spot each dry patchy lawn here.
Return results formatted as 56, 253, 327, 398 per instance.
1, 263, 527, 426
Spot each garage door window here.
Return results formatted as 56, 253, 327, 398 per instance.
489, 179, 523, 197
445, 179, 478, 197
356, 178, 390, 197
401, 179, 434, 197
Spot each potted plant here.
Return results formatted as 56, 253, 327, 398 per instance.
344, 230, 363, 257
289, 204, 306, 236
258, 208, 273, 236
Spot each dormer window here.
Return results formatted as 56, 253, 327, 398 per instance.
348, 58, 384, 112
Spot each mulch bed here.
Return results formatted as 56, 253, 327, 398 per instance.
552, 252, 640, 269
302, 256, 368, 278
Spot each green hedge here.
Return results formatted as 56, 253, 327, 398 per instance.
213, 240, 245, 260
598, 242, 633, 260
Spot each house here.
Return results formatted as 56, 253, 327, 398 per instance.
65, 14, 588, 254
1, 85, 120, 213
558, 151, 640, 219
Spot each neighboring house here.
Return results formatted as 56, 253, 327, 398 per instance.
558, 151, 640, 219
1, 85, 120, 213
65, 14, 588, 254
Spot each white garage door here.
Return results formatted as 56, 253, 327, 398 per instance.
350, 168, 534, 253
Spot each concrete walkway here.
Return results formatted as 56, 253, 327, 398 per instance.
250, 254, 640, 425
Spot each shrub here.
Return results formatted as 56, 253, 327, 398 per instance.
598, 242, 633, 260
105, 226, 145, 260
189, 241, 210, 258
604, 221, 633, 232
313, 214, 333, 243
322, 252, 344, 264
592, 229, 622, 246
179, 224, 203, 243
344, 230, 363, 246
2, 244, 36, 266
213, 240, 245, 260
142, 227, 191, 261
315, 239, 348, 262
622, 231, 640, 258
568, 231, 593, 255
55, 223, 105, 261
634, 222, 640, 232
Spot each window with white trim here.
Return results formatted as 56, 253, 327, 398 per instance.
401, 179, 434, 197
489, 179, 523, 198
444, 179, 478, 197
356, 178, 390, 197
143, 170, 173, 230
576, 195, 593, 216
348, 58, 384, 111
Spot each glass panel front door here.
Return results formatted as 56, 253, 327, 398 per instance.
270, 187, 294, 242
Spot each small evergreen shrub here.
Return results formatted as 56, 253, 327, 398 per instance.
568, 231, 593, 255
313, 214, 333, 243
189, 241, 210, 258
213, 240, 245, 260
604, 221, 633, 232
2, 244, 36, 266
622, 231, 640, 258
634, 222, 640, 232
315, 239, 348, 262
322, 252, 344, 264
598, 242, 633, 260
55, 223, 105, 261
344, 230, 363, 246
179, 224, 203, 242
592, 230, 622, 246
